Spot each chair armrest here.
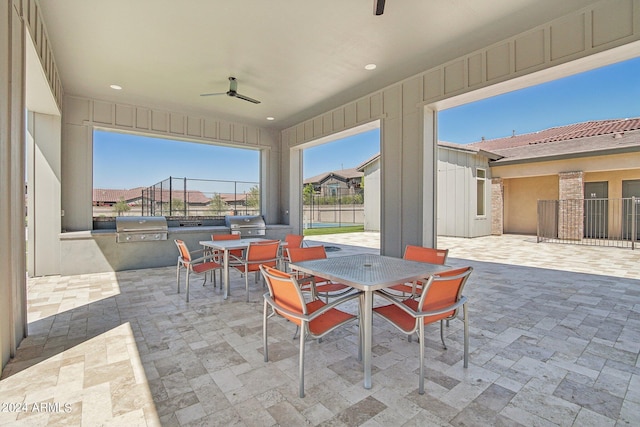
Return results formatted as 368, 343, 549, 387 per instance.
306, 292, 361, 320
374, 291, 419, 316
190, 254, 215, 264
228, 253, 245, 265
263, 291, 361, 322
414, 296, 468, 317
374, 291, 468, 318
263, 294, 309, 322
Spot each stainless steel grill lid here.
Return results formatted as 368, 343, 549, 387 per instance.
115, 216, 168, 243
225, 215, 266, 237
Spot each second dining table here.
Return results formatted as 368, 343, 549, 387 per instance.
289, 253, 451, 390
200, 237, 285, 300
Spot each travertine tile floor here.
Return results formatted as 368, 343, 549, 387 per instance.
1, 234, 639, 426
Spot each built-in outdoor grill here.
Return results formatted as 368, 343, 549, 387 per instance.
225, 215, 266, 237
115, 216, 168, 243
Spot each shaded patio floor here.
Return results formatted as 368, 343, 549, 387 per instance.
1, 234, 639, 426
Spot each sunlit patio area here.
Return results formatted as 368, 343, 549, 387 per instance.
1, 234, 638, 426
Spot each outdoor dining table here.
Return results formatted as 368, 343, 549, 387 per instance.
289, 253, 451, 390
199, 238, 286, 300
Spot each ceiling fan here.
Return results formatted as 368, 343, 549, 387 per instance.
374, 0, 385, 15
200, 76, 261, 104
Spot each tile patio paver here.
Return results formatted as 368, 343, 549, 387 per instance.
1, 233, 639, 426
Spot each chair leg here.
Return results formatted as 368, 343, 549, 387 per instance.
176, 263, 181, 294
245, 268, 250, 302
357, 312, 363, 362
418, 322, 425, 395
463, 303, 469, 368
186, 271, 191, 303
201, 269, 208, 287
299, 325, 306, 398
357, 293, 363, 361
440, 320, 447, 350
263, 299, 269, 362
292, 325, 299, 340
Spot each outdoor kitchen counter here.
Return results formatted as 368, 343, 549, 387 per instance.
58, 224, 295, 275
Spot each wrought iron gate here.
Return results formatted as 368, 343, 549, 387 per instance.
537, 197, 638, 249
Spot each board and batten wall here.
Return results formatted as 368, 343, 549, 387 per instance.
61, 96, 281, 233
281, 0, 640, 256
438, 147, 492, 238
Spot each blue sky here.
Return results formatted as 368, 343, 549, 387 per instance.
94, 57, 640, 189
439, 56, 640, 143
93, 132, 261, 188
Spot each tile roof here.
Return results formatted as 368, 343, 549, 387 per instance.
465, 117, 640, 164
93, 188, 144, 203
93, 188, 210, 204
468, 118, 640, 150
490, 128, 640, 164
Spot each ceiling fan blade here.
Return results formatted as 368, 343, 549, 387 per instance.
374, 0, 385, 15
200, 92, 226, 97
234, 92, 261, 104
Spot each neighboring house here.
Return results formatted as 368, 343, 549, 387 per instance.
92, 188, 144, 207
437, 142, 501, 238
93, 188, 210, 214
468, 118, 640, 237
357, 143, 500, 237
358, 118, 640, 238
303, 168, 363, 197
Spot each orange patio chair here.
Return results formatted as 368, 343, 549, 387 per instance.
260, 264, 360, 398
386, 245, 449, 297
373, 266, 473, 394
286, 246, 354, 302
174, 239, 222, 302
282, 233, 304, 270
229, 240, 281, 301
209, 233, 244, 283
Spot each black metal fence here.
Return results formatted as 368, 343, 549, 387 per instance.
537, 197, 638, 249
303, 187, 364, 229
141, 177, 260, 218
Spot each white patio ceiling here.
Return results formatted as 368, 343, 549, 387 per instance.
38, 0, 601, 129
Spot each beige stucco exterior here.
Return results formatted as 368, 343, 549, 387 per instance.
492, 152, 640, 235
503, 175, 559, 234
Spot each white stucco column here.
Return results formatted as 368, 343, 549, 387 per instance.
27, 112, 62, 276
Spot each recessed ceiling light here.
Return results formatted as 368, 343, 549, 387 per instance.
110, 84, 122, 90
364, 64, 377, 70
266, 117, 275, 121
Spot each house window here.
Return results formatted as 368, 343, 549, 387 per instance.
328, 183, 340, 197
476, 168, 486, 216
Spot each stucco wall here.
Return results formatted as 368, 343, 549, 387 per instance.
504, 175, 560, 234
493, 153, 640, 235
585, 169, 640, 198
